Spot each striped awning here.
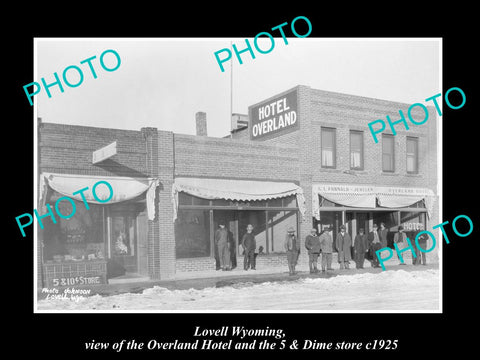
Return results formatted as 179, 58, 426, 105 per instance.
172, 177, 306, 221
313, 184, 436, 219
39, 173, 160, 220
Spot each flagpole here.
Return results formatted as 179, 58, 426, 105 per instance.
230, 40, 233, 139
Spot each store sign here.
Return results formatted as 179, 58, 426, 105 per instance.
48, 275, 106, 288
402, 222, 422, 231
314, 184, 375, 194
250, 89, 298, 140
92, 141, 117, 164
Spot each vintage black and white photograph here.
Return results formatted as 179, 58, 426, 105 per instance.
32, 37, 441, 312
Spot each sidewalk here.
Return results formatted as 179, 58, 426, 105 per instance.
37, 259, 439, 300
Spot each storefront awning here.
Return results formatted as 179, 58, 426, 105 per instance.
312, 183, 436, 219
39, 173, 160, 220
172, 177, 306, 221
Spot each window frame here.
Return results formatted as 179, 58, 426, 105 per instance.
349, 130, 364, 170
406, 136, 419, 174
321, 127, 336, 169
382, 134, 395, 172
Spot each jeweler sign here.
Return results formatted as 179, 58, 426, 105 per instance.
250, 89, 298, 140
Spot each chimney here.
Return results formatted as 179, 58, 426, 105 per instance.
196, 112, 207, 136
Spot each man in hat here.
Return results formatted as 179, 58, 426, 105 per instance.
241, 224, 256, 270
319, 226, 334, 272
368, 223, 382, 268
215, 222, 231, 271
284, 226, 300, 275
305, 228, 321, 273
378, 222, 389, 248
354, 228, 368, 269
412, 223, 429, 265
393, 225, 407, 265
336, 224, 352, 269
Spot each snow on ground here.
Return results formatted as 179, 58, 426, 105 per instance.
37, 269, 440, 312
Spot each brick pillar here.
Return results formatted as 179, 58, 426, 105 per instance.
297, 85, 313, 267
143, 128, 176, 280
157, 131, 175, 279
142, 127, 161, 279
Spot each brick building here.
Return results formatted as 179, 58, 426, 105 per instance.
36, 85, 439, 287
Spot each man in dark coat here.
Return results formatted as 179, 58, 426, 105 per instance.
284, 226, 300, 275
378, 222, 389, 248
354, 228, 368, 269
393, 225, 407, 265
336, 225, 352, 269
305, 228, 321, 273
319, 226, 334, 272
241, 224, 256, 270
368, 223, 382, 268
413, 224, 429, 265
215, 223, 231, 271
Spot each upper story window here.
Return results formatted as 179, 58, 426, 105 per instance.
406, 137, 419, 174
350, 130, 364, 170
321, 127, 336, 168
382, 134, 395, 172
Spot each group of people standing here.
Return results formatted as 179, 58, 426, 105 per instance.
214, 220, 428, 274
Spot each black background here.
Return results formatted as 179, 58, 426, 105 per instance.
5, 4, 476, 358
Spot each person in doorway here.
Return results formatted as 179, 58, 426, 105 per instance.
305, 228, 321, 273
284, 226, 300, 275
215, 222, 231, 271
319, 226, 334, 272
354, 228, 368, 269
336, 225, 352, 269
241, 224, 256, 270
368, 223, 382, 268
378, 222, 389, 248
227, 228, 237, 270
413, 224, 429, 266
393, 225, 407, 265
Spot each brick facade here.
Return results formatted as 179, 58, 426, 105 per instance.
37, 84, 439, 284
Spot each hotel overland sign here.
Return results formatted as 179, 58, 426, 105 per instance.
249, 89, 298, 140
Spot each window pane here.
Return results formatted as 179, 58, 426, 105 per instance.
407, 155, 416, 172
321, 129, 334, 148
175, 210, 211, 258
351, 151, 361, 168
350, 132, 362, 151
322, 150, 333, 166
406, 138, 416, 153
267, 211, 297, 253
382, 136, 394, 171
383, 154, 394, 172
406, 138, 418, 173
321, 128, 335, 167
42, 198, 104, 262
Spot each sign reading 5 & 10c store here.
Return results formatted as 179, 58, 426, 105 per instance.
250, 89, 298, 140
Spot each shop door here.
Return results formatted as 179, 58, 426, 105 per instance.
110, 213, 138, 274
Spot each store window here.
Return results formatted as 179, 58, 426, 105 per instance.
42, 193, 105, 262
406, 137, 419, 174
175, 209, 211, 258
321, 127, 336, 168
110, 214, 136, 257
382, 134, 395, 172
267, 210, 297, 253
350, 130, 364, 170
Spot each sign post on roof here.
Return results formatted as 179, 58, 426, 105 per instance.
92, 141, 117, 164
249, 89, 298, 140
